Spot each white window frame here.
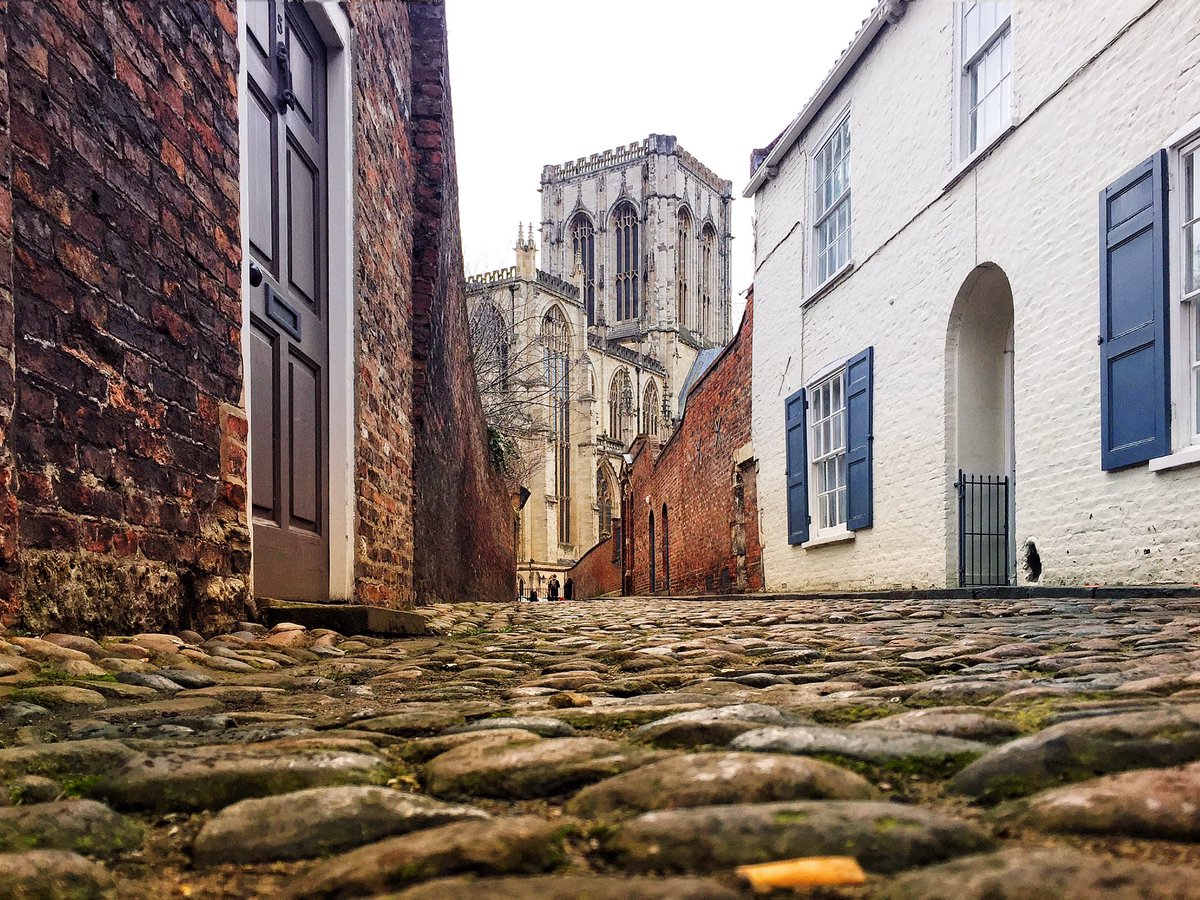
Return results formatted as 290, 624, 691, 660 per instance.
808, 367, 848, 536
955, 2, 1014, 165
1154, 120, 1200, 472
809, 109, 852, 293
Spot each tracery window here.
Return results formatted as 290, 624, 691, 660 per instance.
613, 201, 640, 321
596, 468, 614, 538
701, 225, 716, 339
608, 369, 635, 444
469, 300, 508, 392
642, 381, 659, 437
542, 307, 572, 544
676, 209, 692, 329
571, 213, 596, 326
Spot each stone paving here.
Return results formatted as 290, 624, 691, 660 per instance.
2, 596, 1200, 897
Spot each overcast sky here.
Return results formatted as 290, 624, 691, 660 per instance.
446, 0, 878, 304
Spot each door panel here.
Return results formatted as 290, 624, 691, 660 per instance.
249, 322, 278, 519
246, 90, 276, 266
287, 145, 319, 305
288, 351, 321, 530
247, 1, 330, 600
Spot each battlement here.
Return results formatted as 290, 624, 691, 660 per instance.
536, 270, 579, 298
466, 266, 518, 288
678, 147, 731, 196
465, 266, 580, 301
541, 134, 729, 194
544, 139, 650, 181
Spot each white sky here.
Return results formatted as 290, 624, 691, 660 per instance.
446, 0, 879, 304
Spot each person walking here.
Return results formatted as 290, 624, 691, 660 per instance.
548, 576, 560, 602
564, 578, 574, 602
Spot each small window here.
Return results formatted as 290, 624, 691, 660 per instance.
608, 369, 635, 445
596, 468, 614, 538
959, 2, 1012, 157
642, 381, 659, 437
813, 115, 851, 287
1181, 141, 1200, 442
809, 368, 847, 530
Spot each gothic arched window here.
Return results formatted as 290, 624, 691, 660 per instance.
542, 307, 572, 544
570, 213, 596, 326
613, 201, 640, 321
470, 300, 509, 392
608, 369, 634, 444
596, 467, 614, 538
642, 381, 659, 437
701, 224, 717, 339
676, 208, 692, 330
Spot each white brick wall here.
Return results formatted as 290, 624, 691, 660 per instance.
752, 0, 1200, 590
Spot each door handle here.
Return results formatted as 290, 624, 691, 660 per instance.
276, 40, 297, 112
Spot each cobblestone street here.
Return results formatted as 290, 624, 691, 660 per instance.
3, 596, 1200, 897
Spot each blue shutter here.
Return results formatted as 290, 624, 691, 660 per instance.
845, 347, 874, 531
785, 387, 809, 545
1099, 151, 1170, 471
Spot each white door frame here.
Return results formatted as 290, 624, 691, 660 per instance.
237, 1, 357, 600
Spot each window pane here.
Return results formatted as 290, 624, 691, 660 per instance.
1187, 223, 1198, 296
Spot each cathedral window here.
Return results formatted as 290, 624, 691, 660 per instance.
596, 467, 614, 538
542, 306, 572, 544
608, 369, 635, 444
613, 201, 640, 321
676, 209, 692, 330
571, 213, 596, 326
642, 381, 659, 437
469, 301, 509, 392
701, 225, 717, 340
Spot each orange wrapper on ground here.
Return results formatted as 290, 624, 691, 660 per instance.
735, 856, 867, 891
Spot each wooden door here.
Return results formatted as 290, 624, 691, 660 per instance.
244, 2, 330, 600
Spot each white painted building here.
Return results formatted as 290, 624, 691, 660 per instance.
749, 0, 1200, 590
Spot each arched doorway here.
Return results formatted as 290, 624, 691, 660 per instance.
946, 264, 1016, 586
661, 504, 670, 594
648, 510, 657, 594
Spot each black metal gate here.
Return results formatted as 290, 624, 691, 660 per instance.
956, 470, 1011, 587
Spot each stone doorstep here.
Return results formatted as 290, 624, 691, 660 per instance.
257, 600, 433, 637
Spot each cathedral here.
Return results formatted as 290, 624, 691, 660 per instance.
467, 134, 733, 597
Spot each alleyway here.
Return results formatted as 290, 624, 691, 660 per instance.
2, 595, 1200, 897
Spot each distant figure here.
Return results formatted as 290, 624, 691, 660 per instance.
548, 576, 560, 601
564, 578, 574, 602
529, 587, 539, 602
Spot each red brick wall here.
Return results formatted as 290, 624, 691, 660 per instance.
6, 0, 252, 633
350, 3, 416, 606
568, 532, 621, 600
0, 2, 18, 623
406, 1, 513, 605
623, 294, 762, 595
0, 0, 511, 630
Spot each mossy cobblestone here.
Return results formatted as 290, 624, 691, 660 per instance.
1, 597, 1199, 896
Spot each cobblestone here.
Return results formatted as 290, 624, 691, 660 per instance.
1, 596, 1199, 896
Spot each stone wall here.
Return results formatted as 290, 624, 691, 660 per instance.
621, 295, 761, 596
405, 1, 514, 605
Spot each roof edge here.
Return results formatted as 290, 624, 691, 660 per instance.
743, 1, 908, 198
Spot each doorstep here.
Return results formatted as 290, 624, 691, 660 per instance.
256, 598, 434, 636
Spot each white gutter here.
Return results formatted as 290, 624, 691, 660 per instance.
743, 0, 908, 198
